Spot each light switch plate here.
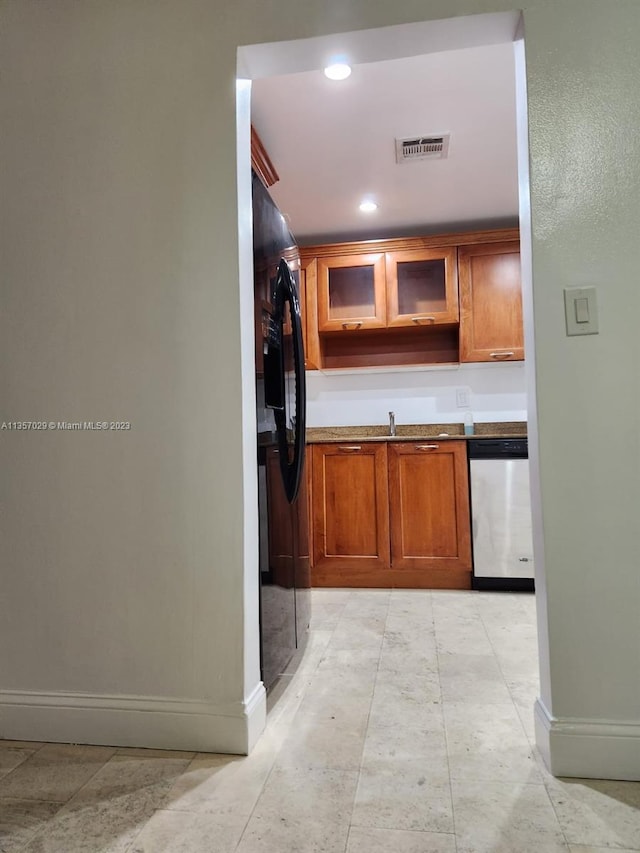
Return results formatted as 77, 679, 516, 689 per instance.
564, 286, 599, 336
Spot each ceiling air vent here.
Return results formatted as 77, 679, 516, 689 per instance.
395, 134, 450, 164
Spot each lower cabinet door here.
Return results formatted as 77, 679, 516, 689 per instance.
388, 440, 472, 588
311, 442, 390, 585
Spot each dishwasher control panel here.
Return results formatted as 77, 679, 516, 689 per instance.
467, 438, 528, 459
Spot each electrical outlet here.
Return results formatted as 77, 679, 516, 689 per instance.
456, 387, 470, 408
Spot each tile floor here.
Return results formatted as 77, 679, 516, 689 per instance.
1, 589, 639, 852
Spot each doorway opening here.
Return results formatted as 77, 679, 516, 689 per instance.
237, 6, 542, 691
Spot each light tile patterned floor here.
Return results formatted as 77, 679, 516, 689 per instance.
1, 589, 639, 852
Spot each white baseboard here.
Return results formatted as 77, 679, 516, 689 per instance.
244, 681, 267, 752
535, 698, 640, 781
0, 683, 267, 755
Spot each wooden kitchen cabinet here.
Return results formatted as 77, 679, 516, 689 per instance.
300, 228, 520, 370
317, 253, 386, 332
388, 440, 472, 589
309, 439, 471, 589
311, 442, 390, 585
385, 247, 458, 327
316, 248, 458, 332
459, 240, 524, 362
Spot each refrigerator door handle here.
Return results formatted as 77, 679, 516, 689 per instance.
274, 258, 306, 504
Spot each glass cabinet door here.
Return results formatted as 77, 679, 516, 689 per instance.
317, 253, 386, 332
385, 248, 458, 327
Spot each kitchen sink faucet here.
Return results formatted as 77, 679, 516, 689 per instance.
389, 411, 396, 436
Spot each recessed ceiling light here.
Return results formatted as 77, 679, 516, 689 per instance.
359, 200, 378, 213
324, 63, 352, 81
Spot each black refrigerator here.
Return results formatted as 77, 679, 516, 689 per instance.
252, 172, 311, 690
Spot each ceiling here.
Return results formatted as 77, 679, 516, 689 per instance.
251, 41, 519, 246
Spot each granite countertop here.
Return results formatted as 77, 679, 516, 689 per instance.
306, 421, 527, 443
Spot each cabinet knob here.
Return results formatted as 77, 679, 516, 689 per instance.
337, 445, 362, 452
342, 321, 363, 330
415, 444, 439, 451
489, 351, 515, 359
412, 316, 436, 325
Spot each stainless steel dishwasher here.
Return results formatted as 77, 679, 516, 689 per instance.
468, 438, 534, 591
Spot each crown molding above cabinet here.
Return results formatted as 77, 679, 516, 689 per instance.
251, 125, 279, 188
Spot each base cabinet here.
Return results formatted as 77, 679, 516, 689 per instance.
311, 443, 390, 584
388, 441, 472, 588
310, 440, 471, 589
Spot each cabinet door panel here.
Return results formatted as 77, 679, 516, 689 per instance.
317, 254, 386, 332
388, 441, 471, 579
395, 454, 459, 557
459, 241, 524, 362
386, 248, 458, 327
324, 454, 379, 556
311, 443, 390, 575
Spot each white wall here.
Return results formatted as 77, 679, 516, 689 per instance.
306, 363, 527, 427
1, 0, 639, 776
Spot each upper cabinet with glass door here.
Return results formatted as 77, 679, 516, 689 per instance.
385, 247, 458, 327
317, 253, 386, 332
299, 228, 521, 370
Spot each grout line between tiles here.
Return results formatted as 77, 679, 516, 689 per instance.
231, 588, 354, 852
122, 810, 151, 853
11, 750, 119, 852
477, 595, 539, 745
475, 595, 574, 851
433, 593, 460, 853
344, 587, 390, 852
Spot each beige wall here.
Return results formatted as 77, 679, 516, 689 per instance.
1, 0, 638, 774
0, 0, 256, 751
523, 0, 640, 778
